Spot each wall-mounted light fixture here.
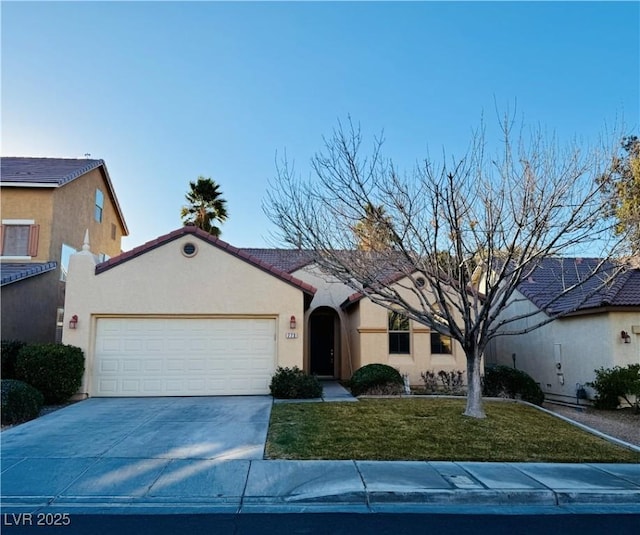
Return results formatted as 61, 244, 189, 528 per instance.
69, 315, 78, 329
621, 330, 631, 344
290, 315, 297, 329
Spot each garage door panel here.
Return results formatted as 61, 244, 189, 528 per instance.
93, 318, 276, 396
122, 360, 141, 372
98, 379, 118, 393
99, 360, 119, 373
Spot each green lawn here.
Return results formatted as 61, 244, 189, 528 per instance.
266, 398, 640, 463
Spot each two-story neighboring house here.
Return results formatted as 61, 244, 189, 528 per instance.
1, 157, 128, 343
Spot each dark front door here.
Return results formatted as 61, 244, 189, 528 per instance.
310, 313, 335, 376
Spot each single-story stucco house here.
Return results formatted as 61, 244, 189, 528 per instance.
62, 226, 467, 397
486, 258, 640, 404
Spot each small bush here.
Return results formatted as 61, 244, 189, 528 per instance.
421, 370, 466, 395
15, 343, 85, 404
1, 340, 26, 379
270, 366, 323, 399
1, 379, 44, 425
349, 364, 404, 396
587, 364, 640, 411
421, 370, 439, 393
483, 365, 545, 406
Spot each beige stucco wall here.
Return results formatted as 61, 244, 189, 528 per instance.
291, 266, 469, 384
63, 234, 306, 396
51, 168, 125, 260
353, 297, 466, 386
487, 289, 640, 402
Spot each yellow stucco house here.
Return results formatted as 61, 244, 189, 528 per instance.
1, 157, 128, 342
62, 226, 467, 397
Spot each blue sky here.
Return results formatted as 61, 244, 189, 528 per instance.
2, 1, 639, 250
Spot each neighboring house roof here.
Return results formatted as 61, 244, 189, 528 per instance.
516, 257, 640, 316
1, 262, 57, 286
1, 157, 129, 236
239, 249, 315, 274
95, 226, 317, 296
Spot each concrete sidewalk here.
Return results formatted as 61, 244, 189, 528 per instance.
2, 459, 639, 514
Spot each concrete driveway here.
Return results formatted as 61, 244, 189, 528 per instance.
1, 396, 272, 509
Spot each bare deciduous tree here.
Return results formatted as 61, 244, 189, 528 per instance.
265, 117, 628, 418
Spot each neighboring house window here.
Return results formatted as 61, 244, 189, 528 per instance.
56, 308, 64, 343
0, 221, 39, 257
111, 223, 117, 240
389, 311, 410, 354
431, 332, 453, 354
60, 244, 77, 281
95, 189, 104, 222
97, 253, 110, 263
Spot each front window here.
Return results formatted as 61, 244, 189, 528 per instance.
95, 189, 104, 222
388, 311, 410, 354
1, 221, 38, 257
431, 332, 453, 354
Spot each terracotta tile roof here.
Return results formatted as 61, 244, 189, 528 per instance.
1, 262, 57, 286
239, 249, 315, 273
241, 249, 422, 309
95, 227, 317, 296
516, 258, 640, 316
0, 157, 129, 236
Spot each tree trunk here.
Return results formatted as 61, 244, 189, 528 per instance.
464, 347, 486, 418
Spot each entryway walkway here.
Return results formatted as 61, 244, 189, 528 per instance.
321, 380, 358, 402
273, 381, 357, 404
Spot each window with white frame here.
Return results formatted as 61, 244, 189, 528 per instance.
1, 220, 39, 258
95, 189, 104, 222
388, 311, 410, 354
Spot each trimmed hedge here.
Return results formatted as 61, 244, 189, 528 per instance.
15, 344, 85, 404
1, 340, 26, 379
349, 364, 404, 396
270, 366, 323, 399
1, 379, 44, 425
483, 365, 545, 406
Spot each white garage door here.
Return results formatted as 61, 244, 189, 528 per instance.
93, 317, 276, 396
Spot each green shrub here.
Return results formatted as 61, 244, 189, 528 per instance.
349, 363, 404, 396
270, 366, 323, 399
15, 343, 85, 404
1, 379, 44, 425
1, 340, 26, 379
587, 364, 640, 410
483, 365, 545, 406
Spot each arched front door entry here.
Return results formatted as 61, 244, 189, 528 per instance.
309, 307, 339, 377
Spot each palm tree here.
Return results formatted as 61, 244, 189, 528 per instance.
181, 177, 229, 237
